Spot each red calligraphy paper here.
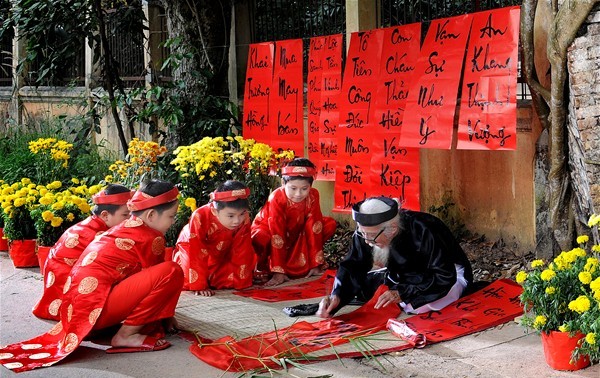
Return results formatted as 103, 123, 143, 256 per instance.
374, 23, 421, 135
369, 23, 422, 210
317, 34, 343, 180
189, 279, 523, 371
308, 37, 325, 165
400, 15, 473, 149
242, 42, 274, 144
270, 39, 304, 156
457, 6, 520, 150
334, 30, 383, 212
369, 143, 420, 210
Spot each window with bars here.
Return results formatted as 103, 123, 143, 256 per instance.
0, 27, 12, 87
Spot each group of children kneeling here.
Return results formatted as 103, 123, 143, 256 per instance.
1, 157, 335, 372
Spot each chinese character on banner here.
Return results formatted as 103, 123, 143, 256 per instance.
242, 42, 274, 144
334, 29, 383, 212
457, 6, 520, 150
270, 39, 304, 156
317, 34, 343, 181
400, 14, 473, 149
370, 23, 421, 210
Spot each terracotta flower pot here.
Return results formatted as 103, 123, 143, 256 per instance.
0, 228, 8, 251
8, 239, 39, 268
541, 331, 590, 371
37, 245, 52, 275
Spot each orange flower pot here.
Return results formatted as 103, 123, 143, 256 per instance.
541, 331, 590, 371
0, 228, 8, 251
8, 239, 39, 268
37, 245, 52, 275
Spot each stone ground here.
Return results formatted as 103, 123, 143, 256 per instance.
1, 252, 599, 378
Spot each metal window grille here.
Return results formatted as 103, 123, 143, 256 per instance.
250, 0, 346, 43
25, 40, 85, 87
0, 27, 12, 87
106, 15, 146, 88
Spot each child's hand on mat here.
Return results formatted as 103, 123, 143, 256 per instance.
195, 289, 215, 297
316, 295, 340, 318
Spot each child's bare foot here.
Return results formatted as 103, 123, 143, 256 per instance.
264, 273, 289, 287
195, 289, 215, 296
163, 317, 179, 335
305, 267, 325, 278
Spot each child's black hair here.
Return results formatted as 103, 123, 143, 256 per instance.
131, 179, 178, 216
92, 184, 131, 216
282, 158, 316, 185
213, 180, 250, 211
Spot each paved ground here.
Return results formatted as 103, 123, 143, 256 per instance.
1, 251, 599, 378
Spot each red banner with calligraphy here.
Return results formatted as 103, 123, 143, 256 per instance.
370, 23, 422, 210
457, 6, 520, 150
242, 42, 274, 144
307, 37, 325, 167
334, 30, 383, 212
400, 14, 473, 149
270, 39, 304, 156
317, 34, 343, 181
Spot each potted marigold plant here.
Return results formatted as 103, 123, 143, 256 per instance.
171, 136, 294, 216
518, 214, 600, 370
0, 179, 41, 267
30, 182, 93, 272
28, 137, 73, 184
106, 138, 168, 189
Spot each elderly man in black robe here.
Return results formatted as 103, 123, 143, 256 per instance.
317, 197, 473, 317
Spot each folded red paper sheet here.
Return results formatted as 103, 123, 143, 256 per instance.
233, 270, 336, 302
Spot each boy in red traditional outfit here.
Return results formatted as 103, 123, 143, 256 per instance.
251, 158, 337, 286
32, 184, 133, 320
0, 179, 184, 373
173, 180, 255, 296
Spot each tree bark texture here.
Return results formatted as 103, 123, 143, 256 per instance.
521, 0, 600, 255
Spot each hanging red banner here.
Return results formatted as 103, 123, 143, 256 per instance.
242, 42, 274, 144
370, 143, 420, 210
400, 14, 473, 149
307, 36, 325, 166
317, 34, 343, 181
334, 30, 383, 212
374, 23, 421, 135
457, 6, 520, 150
369, 23, 422, 210
270, 39, 304, 156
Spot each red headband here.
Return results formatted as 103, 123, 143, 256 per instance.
127, 187, 179, 211
281, 166, 316, 177
92, 190, 134, 205
210, 188, 250, 202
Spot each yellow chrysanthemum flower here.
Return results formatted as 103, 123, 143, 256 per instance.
50, 216, 63, 227
516, 271, 528, 284
585, 333, 596, 345
530, 259, 544, 269
576, 235, 589, 244
579, 271, 593, 285
540, 269, 556, 281
545, 286, 556, 295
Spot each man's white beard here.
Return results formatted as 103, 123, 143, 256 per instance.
372, 245, 390, 270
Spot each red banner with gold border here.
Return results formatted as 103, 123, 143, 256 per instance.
242, 42, 274, 144
457, 6, 520, 150
270, 39, 304, 156
400, 14, 473, 149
